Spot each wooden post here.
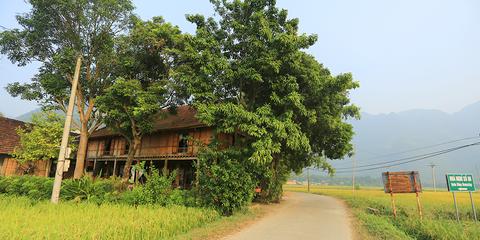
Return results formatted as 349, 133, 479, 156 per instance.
93, 159, 97, 176
45, 159, 52, 177
413, 172, 423, 220
113, 158, 117, 177
195, 159, 200, 187
453, 192, 460, 222
163, 159, 168, 175
388, 172, 397, 218
149, 160, 153, 174
470, 191, 478, 222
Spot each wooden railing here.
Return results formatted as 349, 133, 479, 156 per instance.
86, 146, 197, 161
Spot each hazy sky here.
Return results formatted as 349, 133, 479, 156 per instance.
1, 0, 479, 118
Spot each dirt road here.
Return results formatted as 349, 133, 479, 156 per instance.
223, 192, 353, 240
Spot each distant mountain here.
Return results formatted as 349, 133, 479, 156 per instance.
16, 108, 43, 122
319, 101, 480, 187
16, 108, 79, 123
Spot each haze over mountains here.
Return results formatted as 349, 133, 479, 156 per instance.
15, 101, 480, 187
303, 101, 480, 187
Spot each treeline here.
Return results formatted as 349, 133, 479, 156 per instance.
290, 173, 383, 187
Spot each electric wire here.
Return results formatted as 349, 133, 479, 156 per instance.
334, 141, 480, 173
333, 136, 480, 168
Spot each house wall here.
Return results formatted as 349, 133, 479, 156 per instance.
0, 155, 51, 177
87, 127, 221, 158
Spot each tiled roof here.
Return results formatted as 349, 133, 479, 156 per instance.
0, 117, 26, 154
90, 105, 207, 138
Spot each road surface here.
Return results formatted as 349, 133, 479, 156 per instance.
224, 192, 353, 240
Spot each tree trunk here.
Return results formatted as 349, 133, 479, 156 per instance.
122, 137, 141, 181
73, 121, 89, 179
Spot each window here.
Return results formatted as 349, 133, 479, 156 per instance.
178, 133, 189, 153
124, 142, 130, 155
103, 139, 112, 155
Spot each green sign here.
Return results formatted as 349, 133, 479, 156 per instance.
446, 174, 476, 192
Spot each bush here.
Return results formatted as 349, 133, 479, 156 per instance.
120, 167, 178, 206
61, 176, 126, 204
254, 166, 288, 203
168, 189, 198, 207
0, 176, 53, 200
0, 172, 196, 207
197, 150, 256, 216
0, 175, 127, 203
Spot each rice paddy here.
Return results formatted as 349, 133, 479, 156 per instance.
0, 195, 220, 240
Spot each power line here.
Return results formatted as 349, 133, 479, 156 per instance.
338, 142, 480, 173
335, 146, 459, 170
334, 142, 480, 173
335, 136, 480, 168
366, 136, 479, 159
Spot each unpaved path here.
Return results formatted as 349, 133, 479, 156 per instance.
223, 192, 353, 240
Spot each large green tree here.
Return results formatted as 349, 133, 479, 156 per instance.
178, 0, 359, 201
97, 17, 186, 179
97, 78, 167, 179
0, 0, 134, 178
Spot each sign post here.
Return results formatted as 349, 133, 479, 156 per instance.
446, 173, 477, 222
470, 191, 477, 222
452, 191, 460, 222
382, 171, 423, 219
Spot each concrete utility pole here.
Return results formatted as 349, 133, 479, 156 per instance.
352, 152, 356, 195
307, 167, 310, 192
51, 56, 82, 203
427, 163, 437, 192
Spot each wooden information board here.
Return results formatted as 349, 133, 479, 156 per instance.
382, 171, 423, 219
382, 171, 422, 193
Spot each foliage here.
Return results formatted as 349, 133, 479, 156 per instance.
177, 0, 359, 201
0, 176, 53, 200
97, 78, 167, 142
12, 111, 75, 166
286, 185, 480, 240
0, 175, 125, 203
0, 173, 198, 208
0, 195, 220, 240
121, 167, 179, 206
96, 78, 167, 178
0, 0, 135, 178
61, 176, 126, 204
253, 164, 288, 203
96, 17, 186, 179
197, 149, 256, 216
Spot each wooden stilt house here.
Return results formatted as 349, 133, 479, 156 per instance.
86, 106, 232, 188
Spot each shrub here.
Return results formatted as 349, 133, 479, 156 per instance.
168, 189, 198, 207
0, 176, 53, 200
120, 167, 177, 206
253, 165, 288, 203
0, 172, 195, 207
197, 150, 256, 216
61, 176, 126, 203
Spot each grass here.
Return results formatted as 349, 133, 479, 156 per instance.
0, 195, 220, 240
0, 194, 270, 240
285, 185, 480, 240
